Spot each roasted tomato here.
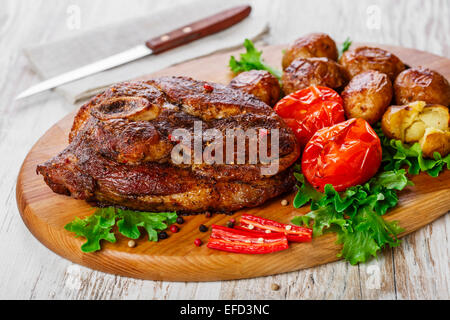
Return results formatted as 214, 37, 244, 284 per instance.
302, 118, 382, 192
274, 86, 345, 147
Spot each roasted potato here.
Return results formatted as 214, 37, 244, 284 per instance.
229, 70, 281, 106
420, 128, 450, 158
381, 101, 450, 157
394, 67, 450, 106
339, 46, 405, 81
341, 70, 393, 124
282, 33, 338, 70
281, 57, 349, 95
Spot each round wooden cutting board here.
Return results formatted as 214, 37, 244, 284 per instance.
16, 44, 450, 281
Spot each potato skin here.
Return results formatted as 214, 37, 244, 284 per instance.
394, 67, 450, 106
381, 101, 450, 157
281, 57, 349, 95
229, 70, 281, 106
339, 46, 405, 81
381, 103, 422, 141
420, 128, 450, 158
341, 70, 393, 124
282, 33, 338, 70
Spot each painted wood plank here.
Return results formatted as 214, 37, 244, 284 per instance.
1, 0, 449, 299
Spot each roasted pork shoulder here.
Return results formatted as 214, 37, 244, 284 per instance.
37, 77, 300, 214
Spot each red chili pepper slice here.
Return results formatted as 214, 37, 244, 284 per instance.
207, 225, 289, 254
239, 214, 312, 242
232, 225, 269, 234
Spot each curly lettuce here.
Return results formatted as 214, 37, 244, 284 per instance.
65, 207, 177, 253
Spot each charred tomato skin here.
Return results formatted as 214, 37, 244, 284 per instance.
274, 86, 345, 148
301, 118, 382, 192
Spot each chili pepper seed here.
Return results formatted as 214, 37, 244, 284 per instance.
247, 224, 254, 230
285, 225, 292, 231
281, 199, 289, 206
265, 229, 271, 234
226, 221, 234, 228
127, 240, 136, 248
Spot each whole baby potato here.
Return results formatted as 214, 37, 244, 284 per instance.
229, 70, 281, 106
282, 33, 338, 70
282, 57, 349, 95
341, 70, 393, 124
394, 67, 450, 106
339, 46, 405, 81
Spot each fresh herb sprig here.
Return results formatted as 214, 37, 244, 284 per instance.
229, 39, 282, 79
65, 207, 177, 253
339, 37, 352, 58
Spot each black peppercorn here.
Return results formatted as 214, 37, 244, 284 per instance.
226, 221, 234, 228
176, 216, 184, 224
158, 231, 168, 240
199, 224, 208, 232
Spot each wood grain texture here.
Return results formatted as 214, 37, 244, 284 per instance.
16, 44, 450, 282
2, 0, 449, 299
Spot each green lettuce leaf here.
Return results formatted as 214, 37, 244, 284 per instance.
291, 169, 410, 264
374, 123, 450, 176
292, 173, 323, 208
116, 209, 177, 242
336, 228, 380, 265
64, 207, 117, 253
293, 168, 409, 215
292, 206, 350, 237
65, 207, 177, 253
337, 206, 403, 265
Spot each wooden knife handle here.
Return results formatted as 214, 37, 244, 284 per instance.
145, 5, 252, 54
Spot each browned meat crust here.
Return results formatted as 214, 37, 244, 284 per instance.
38, 77, 300, 214
229, 70, 281, 106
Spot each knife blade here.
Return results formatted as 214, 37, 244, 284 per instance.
16, 5, 252, 100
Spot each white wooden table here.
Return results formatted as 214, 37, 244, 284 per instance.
1, 0, 448, 300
